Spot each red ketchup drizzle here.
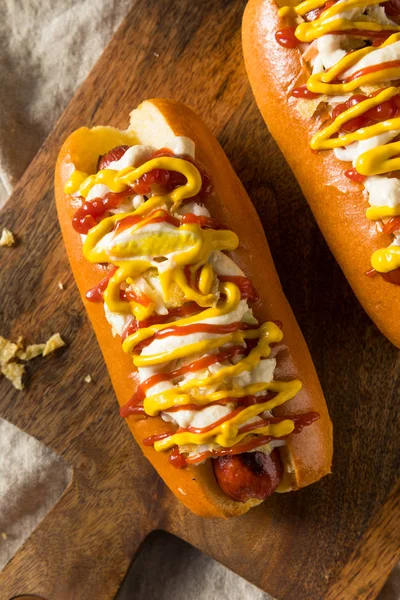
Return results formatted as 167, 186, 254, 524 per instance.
380, 268, 400, 285
179, 412, 320, 467
121, 302, 202, 343
383, 216, 400, 235
180, 213, 227, 229
331, 92, 400, 182
140, 346, 244, 396
165, 391, 279, 415
383, 0, 400, 17
86, 266, 117, 302
218, 275, 260, 302
179, 407, 245, 435
143, 432, 171, 446
119, 345, 245, 418
171, 410, 320, 438
114, 214, 142, 233
167, 398, 242, 413
275, 28, 300, 48
239, 411, 320, 434
303, 0, 336, 21
169, 447, 187, 469
183, 264, 204, 294
72, 188, 135, 234
291, 85, 320, 99
275, 26, 396, 50
340, 59, 400, 83
372, 38, 388, 46
85, 266, 151, 306
72, 145, 213, 234
119, 288, 152, 306
113, 209, 180, 234
365, 268, 377, 277
365, 260, 400, 286
186, 436, 274, 464
344, 168, 366, 183
331, 92, 400, 287
132, 148, 213, 199
329, 29, 398, 39
142, 412, 319, 451
135, 321, 257, 356
332, 93, 371, 133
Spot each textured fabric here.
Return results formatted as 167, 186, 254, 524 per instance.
0, 419, 72, 570
0, 0, 131, 204
0, 0, 398, 597
117, 531, 271, 600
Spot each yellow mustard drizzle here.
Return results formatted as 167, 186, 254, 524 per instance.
178, 322, 281, 391
280, 0, 400, 43
371, 244, 400, 270
307, 34, 400, 94
279, 0, 400, 273
66, 153, 302, 452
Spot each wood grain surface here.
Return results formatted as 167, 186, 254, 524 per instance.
0, 0, 399, 599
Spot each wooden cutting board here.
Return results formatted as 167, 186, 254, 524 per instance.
1, 0, 399, 598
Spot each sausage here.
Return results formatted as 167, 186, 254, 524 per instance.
97, 145, 130, 171
213, 449, 283, 503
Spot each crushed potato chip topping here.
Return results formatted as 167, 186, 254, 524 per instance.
0, 332, 66, 390
0, 228, 15, 247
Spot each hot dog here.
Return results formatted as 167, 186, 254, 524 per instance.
242, 0, 400, 348
55, 98, 332, 517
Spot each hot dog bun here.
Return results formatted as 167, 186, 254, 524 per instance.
55, 98, 332, 517
242, 0, 400, 349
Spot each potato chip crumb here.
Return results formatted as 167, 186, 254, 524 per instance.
17, 343, 46, 361
1, 361, 25, 390
84, 374, 92, 383
1, 532, 7, 540
0, 336, 18, 367
0, 228, 15, 247
58, 282, 64, 290
42, 333, 66, 357
0, 332, 66, 390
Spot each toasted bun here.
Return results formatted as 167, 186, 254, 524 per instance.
55, 98, 332, 517
242, 0, 400, 349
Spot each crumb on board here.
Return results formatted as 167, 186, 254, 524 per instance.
0, 332, 66, 390
0, 336, 18, 366
17, 343, 46, 361
1, 532, 7, 540
153, 52, 160, 58
84, 374, 92, 383
1, 361, 25, 390
0, 228, 15, 247
58, 282, 64, 290
42, 333, 66, 357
